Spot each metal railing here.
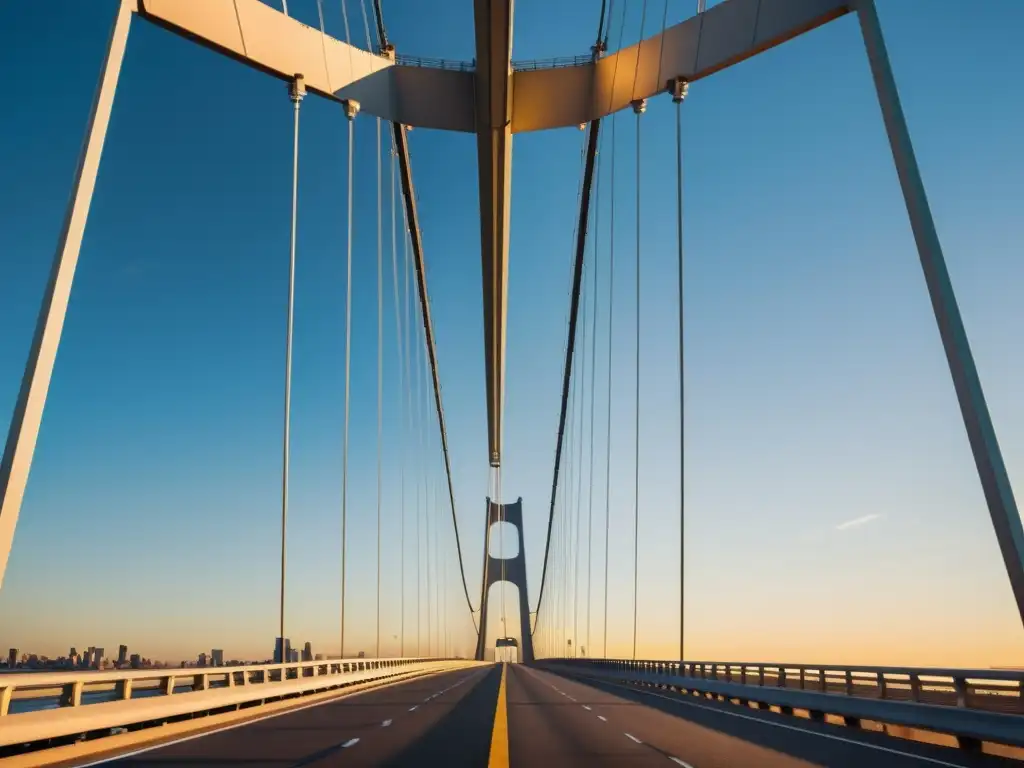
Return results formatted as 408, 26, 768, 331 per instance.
538, 658, 1024, 748
511, 54, 591, 71
388, 53, 593, 73
0, 657, 478, 749
394, 54, 475, 72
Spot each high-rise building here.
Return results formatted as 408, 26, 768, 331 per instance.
130, 654, 142, 669
93, 648, 105, 669
69, 647, 77, 658
7, 648, 17, 668
274, 637, 292, 664
302, 642, 312, 662
197, 652, 208, 667
211, 649, 224, 667
118, 645, 128, 666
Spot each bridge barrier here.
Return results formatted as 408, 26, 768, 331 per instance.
537, 658, 1024, 749
0, 657, 478, 749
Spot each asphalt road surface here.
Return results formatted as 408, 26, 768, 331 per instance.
65, 663, 1021, 767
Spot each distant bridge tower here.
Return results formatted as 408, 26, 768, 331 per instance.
475, 498, 534, 663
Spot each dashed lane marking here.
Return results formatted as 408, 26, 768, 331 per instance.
625, 733, 642, 744
342, 738, 360, 748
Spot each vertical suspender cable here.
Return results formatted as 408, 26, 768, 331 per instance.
389, 145, 406, 656
586, 139, 602, 657
673, 78, 689, 662
411, 237, 419, 651
375, 117, 383, 659
602, 114, 615, 659
572, 276, 588, 651
628, 0, 650, 665
423, 333, 432, 654
631, 98, 646, 661
280, 75, 304, 662
341, 99, 360, 658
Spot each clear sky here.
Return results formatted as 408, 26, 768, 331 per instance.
1, 0, 1023, 667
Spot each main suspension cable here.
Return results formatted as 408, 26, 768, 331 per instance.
279, 75, 304, 662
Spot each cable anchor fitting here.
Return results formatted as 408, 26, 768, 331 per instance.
671, 77, 689, 104
289, 74, 306, 104
345, 99, 361, 121
631, 98, 647, 115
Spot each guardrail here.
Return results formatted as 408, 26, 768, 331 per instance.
394, 53, 475, 72
537, 658, 1024, 749
0, 657, 476, 749
510, 54, 591, 71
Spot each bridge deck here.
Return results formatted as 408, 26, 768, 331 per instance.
51, 664, 1021, 767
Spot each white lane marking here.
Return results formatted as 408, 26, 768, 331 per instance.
566, 695, 577, 702
382, 719, 392, 727
625, 733, 643, 744
74, 667, 468, 767
599, 679, 970, 768
598, 715, 608, 722
409, 705, 419, 711
669, 757, 694, 767
582, 705, 592, 711
342, 738, 360, 748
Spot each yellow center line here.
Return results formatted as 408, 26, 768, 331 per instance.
488, 663, 509, 767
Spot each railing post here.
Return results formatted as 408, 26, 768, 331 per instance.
910, 673, 922, 702
59, 681, 83, 707
192, 674, 207, 692
953, 676, 967, 707
758, 666, 764, 686
160, 675, 176, 695
877, 671, 887, 699
845, 669, 853, 695
819, 668, 826, 693
116, 679, 132, 700
0, 686, 11, 716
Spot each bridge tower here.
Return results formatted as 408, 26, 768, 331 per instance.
475, 497, 534, 663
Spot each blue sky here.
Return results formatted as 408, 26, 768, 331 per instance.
1, 0, 1023, 666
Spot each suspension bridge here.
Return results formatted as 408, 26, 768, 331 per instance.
1, 0, 1023, 765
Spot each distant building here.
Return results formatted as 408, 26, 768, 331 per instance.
314, 653, 325, 661
7, 648, 17, 668
211, 649, 224, 667
118, 645, 128, 666
302, 642, 312, 662
69, 647, 77, 658
197, 653, 208, 667
93, 648, 105, 669
130, 654, 142, 669
357, 651, 365, 659
274, 637, 292, 664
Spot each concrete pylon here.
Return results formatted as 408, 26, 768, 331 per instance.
475, 497, 534, 663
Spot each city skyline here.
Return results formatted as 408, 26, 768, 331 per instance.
1, 0, 1023, 667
